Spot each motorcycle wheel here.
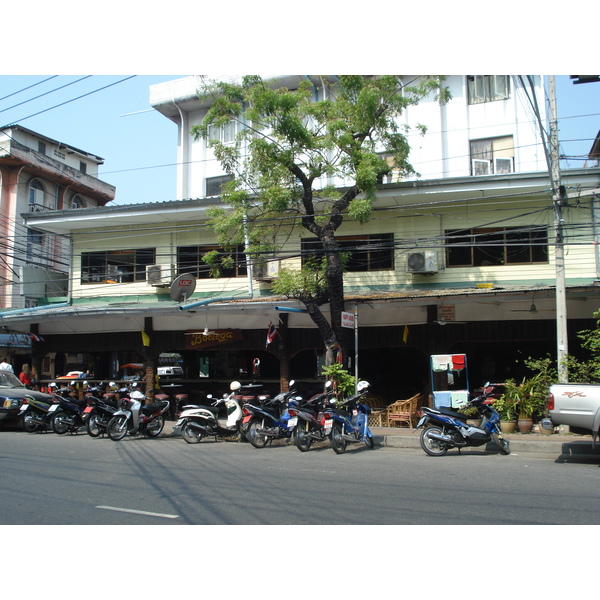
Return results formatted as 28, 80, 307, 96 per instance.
51, 411, 70, 435
21, 412, 41, 433
145, 415, 164, 437
86, 414, 102, 438
181, 421, 204, 444
420, 426, 449, 457
107, 415, 129, 441
294, 424, 313, 452
330, 422, 347, 454
247, 420, 269, 448
491, 432, 511, 455
363, 434, 375, 449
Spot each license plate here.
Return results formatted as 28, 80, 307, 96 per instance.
48, 404, 59, 412
324, 418, 333, 433
287, 417, 297, 428
84, 406, 93, 413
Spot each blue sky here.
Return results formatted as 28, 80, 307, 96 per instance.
0, 75, 598, 206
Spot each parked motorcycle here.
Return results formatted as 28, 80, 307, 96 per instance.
177, 381, 243, 444
242, 381, 300, 448
50, 385, 89, 435
106, 390, 169, 441
416, 383, 510, 456
18, 394, 58, 432
84, 385, 120, 437
288, 381, 336, 452
328, 380, 374, 454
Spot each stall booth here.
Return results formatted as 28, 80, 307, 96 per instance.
430, 354, 470, 410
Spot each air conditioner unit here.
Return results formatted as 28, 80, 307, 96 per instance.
146, 264, 172, 286
254, 259, 280, 281
407, 251, 438, 274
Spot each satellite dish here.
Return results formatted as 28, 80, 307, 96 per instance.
170, 273, 197, 302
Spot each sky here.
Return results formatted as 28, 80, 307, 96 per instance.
1, 74, 598, 208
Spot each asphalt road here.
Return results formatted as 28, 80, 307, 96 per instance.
1, 427, 599, 526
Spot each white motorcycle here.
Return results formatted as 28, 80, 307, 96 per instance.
177, 381, 244, 444
106, 390, 170, 441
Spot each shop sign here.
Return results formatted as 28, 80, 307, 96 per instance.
185, 329, 242, 350
0, 333, 32, 349
341, 311, 355, 329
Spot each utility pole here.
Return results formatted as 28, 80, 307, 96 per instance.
548, 75, 569, 383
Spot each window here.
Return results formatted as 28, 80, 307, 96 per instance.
207, 121, 238, 145
177, 245, 247, 279
29, 179, 52, 212
206, 175, 233, 197
446, 227, 548, 267
467, 75, 511, 104
470, 136, 514, 176
38, 141, 46, 155
301, 234, 395, 272
81, 248, 155, 283
71, 195, 84, 209
79, 161, 87, 174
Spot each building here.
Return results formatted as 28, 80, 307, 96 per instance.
4, 76, 600, 404
0, 125, 115, 371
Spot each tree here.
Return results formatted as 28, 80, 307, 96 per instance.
192, 75, 449, 364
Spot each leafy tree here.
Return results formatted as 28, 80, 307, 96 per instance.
192, 75, 450, 364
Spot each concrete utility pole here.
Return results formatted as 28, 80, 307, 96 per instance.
548, 76, 569, 383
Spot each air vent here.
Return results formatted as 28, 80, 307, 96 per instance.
146, 264, 172, 286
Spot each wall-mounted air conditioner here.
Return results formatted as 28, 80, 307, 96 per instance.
254, 259, 280, 281
146, 264, 172, 286
406, 251, 439, 274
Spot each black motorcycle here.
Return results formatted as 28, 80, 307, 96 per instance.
416, 384, 510, 456
18, 394, 58, 432
51, 388, 89, 435
288, 381, 336, 452
84, 387, 120, 437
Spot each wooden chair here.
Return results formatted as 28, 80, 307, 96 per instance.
386, 393, 422, 428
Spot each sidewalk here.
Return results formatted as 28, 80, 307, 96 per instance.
164, 420, 600, 458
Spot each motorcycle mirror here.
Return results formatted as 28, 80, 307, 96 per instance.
289, 379, 295, 388
357, 380, 370, 391
324, 380, 332, 389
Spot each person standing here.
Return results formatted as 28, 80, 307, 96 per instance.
19, 363, 32, 388
0, 357, 14, 373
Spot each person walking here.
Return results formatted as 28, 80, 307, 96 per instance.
0, 357, 14, 373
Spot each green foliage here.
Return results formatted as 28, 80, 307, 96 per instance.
499, 374, 548, 419
321, 362, 356, 399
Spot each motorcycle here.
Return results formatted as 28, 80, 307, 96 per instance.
288, 381, 336, 452
177, 381, 244, 444
328, 380, 374, 454
18, 394, 58, 432
84, 385, 121, 437
416, 383, 511, 456
106, 390, 169, 441
241, 380, 301, 448
51, 385, 89, 435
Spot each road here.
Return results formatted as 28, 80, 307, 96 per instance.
1, 426, 599, 526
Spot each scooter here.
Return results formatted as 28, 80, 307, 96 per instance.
241, 380, 301, 448
416, 383, 510, 456
177, 381, 243, 444
18, 394, 58, 432
106, 390, 169, 441
288, 381, 336, 452
328, 380, 374, 454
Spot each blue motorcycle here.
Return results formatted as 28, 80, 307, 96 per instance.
416, 384, 510, 456
242, 381, 301, 448
328, 381, 374, 454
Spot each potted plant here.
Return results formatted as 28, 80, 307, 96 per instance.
491, 394, 517, 433
501, 375, 547, 433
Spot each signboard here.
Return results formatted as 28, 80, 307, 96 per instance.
438, 304, 455, 322
341, 311, 355, 329
0, 333, 32, 349
184, 329, 243, 350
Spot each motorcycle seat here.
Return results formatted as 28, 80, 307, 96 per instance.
331, 408, 351, 419
436, 407, 468, 420
142, 401, 168, 414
